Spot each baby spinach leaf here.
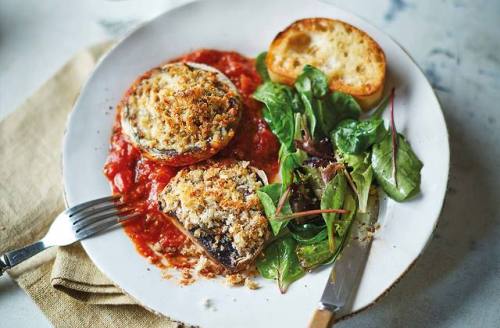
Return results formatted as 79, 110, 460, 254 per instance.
316, 97, 337, 139
255, 52, 270, 82
296, 238, 335, 270
321, 173, 347, 251
342, 152, 373, 212
332, 118, 386, 154
294, 65, 330, 138
291, 91, 305, 114
257, 183, 292, 235
278, 113, 307, 192
329, 91, 362, 123
295, 66, 363, 138
279, 146, 296, 190
257, 236, 305, 293
279, 147, 306, 192
372, 133, 423, 201
296, 189, 357, 270
253, 82, 296, 150
334, 189, 357, 238
295, 65, 329, 97
293, 229, 328, 245
289, 221, 327, 245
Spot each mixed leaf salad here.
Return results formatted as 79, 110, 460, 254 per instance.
252, 52, 423, 293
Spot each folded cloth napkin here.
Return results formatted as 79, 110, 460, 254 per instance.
0, 42, 187, 328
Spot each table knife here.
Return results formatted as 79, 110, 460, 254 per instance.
308, 194, 379, 328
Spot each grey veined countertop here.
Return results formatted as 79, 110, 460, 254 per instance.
0, 0, 499, 327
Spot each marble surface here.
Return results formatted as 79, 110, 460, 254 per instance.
0, 0, 499, 327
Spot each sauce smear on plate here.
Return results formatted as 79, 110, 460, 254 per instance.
103, 49, 279, 273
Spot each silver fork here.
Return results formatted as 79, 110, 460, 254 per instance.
0, 195, 140, 275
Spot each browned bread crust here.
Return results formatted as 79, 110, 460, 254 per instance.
267, 18, 386, 110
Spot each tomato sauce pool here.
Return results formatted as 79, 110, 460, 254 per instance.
103, 50, 279, 270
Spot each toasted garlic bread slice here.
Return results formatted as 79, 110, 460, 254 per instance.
266, 18, 386, 110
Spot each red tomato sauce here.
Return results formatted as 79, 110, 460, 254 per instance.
103, 49, 279, 271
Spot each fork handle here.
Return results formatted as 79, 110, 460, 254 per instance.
0, 241, 47, 276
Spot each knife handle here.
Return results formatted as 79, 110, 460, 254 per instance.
308, 308, 335, 328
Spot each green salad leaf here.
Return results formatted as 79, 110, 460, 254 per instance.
289, 221, 326, 244
256, 236, 305, 293
291, 91, 305, 114
294, 65, 331, 138
296, 238, 335, 270
316, 97, 337, 139
332, 118, 386, 154
252, 58, 422, 293
278, 113, 307, 192
257, 183, 292, 235
329, 91, 362, 123
295, 65, 329, 97
343, 152, 373, 212
372, 133, 423, 201
255, 52, 270, 81
301, 166, 326, 200
296, 190, 357, 270
253, 82, 296, 150
293, 229, 328, 245
279, 146, 299, 191
321, 173, 347, 251
334, 190, 357, 238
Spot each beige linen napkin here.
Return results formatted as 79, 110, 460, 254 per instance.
0, 42, 186, 328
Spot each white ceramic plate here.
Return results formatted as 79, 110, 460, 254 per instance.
62, 0, 449, 326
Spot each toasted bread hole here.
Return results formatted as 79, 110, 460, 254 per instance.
331, 72, 341, 80
356, 65, 365, 73
344, 52, 348, 58
292, 58, 300, 68
287, 33, 311, 52
306, 45, 318, 55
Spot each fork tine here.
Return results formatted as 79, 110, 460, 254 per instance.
73, 207, 132, 232
67, 195, 120, 217
75, 212, 142, 240
70, 201, 126, 225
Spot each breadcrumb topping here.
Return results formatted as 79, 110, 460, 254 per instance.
158, 160, 269, 270
122, 62, 242, 158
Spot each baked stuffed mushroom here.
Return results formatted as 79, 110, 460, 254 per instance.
121, 62, 242, 166
158, 160, 269, 272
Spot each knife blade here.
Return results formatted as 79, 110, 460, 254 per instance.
309, 192, 379, 327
